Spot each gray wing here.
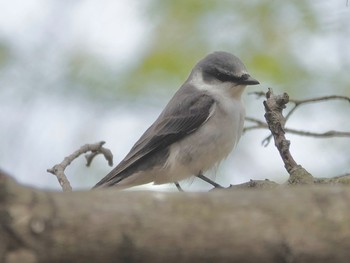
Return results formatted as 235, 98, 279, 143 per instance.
93, 88, 215, 188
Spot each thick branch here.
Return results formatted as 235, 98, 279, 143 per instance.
1, 174, 350, 263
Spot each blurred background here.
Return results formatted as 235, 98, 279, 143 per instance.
0, 0, 349, 191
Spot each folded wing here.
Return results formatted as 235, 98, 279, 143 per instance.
93, 88, 215, 188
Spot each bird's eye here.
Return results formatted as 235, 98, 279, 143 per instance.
239, 74, 250, 81
203, 67, 233, 82
214, 70, 232, 82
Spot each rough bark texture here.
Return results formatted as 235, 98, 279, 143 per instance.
1, 172, 350, 263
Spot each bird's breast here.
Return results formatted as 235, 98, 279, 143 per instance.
164, 97, 245, 180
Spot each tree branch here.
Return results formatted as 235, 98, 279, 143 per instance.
47, 141, 113, 192
263, 89, 313, 183
244, 93, 350, 142
1, 173, 350, 263
286, 95, 350, 121
245, 117, 350, 138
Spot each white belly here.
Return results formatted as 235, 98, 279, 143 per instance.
154, 97, 245, 184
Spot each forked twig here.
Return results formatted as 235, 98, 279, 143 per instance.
244, 92, 350, 146
47, 141, 113, 192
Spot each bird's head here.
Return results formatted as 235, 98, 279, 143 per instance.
190, 51, 259, 98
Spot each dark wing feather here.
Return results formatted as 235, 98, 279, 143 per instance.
93, 88, 215, 188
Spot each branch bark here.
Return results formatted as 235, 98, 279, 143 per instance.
263, 89, 314, 185
1, 172, 350, 263
47, 141, 113, 192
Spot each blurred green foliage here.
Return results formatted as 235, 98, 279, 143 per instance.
0, 41, 10, 68
0, 0, 348, 189
68, 51, 120, 97
67, 0, 349, 99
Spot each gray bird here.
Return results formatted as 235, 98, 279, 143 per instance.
93, 51, 259, 189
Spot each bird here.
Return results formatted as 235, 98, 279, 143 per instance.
93, 51, 259, 189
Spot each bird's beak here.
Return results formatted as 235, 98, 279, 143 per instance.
239, 75, 260, 86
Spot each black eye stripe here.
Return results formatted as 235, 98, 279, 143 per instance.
204, 67, 249, 83
239, 73, 250, 81
215, 71, 233, 82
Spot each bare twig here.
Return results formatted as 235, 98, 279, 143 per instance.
263, 89, 313, 182
248, 91, 266, 98
263, 89, 296, 172
85, 143, 113, 167
285, 95, 350, 121
289, 95, 350, 104
245, 117, 350, 138
245, 117, 268, 129
244, 93, 350, 146
284, 128, 350, 138
47, 141, 113, 192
